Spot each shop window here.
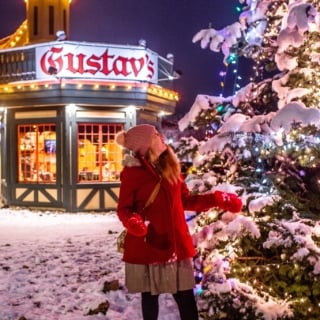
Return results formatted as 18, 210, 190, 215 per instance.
78, 123, 124, 182
18, 124, 56, 183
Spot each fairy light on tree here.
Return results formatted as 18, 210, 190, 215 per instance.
175, 1, 320, 319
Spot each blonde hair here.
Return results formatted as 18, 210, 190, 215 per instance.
148, 146, 181, 184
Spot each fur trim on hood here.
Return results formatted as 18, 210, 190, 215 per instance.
122, 154, 142, 167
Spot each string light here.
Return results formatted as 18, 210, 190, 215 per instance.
0, 80, 178, 101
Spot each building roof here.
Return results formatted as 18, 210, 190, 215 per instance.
0, 20, 28, 49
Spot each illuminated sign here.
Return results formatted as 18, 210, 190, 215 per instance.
36, 43, 158, 83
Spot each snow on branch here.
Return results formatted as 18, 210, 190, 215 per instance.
192, 22, 245, 63
270, 102, 320, 132
199, 101, 320, 154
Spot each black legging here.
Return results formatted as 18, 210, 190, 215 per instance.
141, 289, 199, 320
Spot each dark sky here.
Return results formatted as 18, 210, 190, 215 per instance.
0, 0, 251, 114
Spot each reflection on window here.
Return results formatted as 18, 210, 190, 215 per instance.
18, 124, 56, 183
78, 123, 124, 182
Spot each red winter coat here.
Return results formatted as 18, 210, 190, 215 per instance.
117, 155, 219, 264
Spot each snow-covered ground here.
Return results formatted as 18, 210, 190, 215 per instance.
0, 208, 181, 320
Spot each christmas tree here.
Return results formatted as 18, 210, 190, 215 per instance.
175, 1, 320, 319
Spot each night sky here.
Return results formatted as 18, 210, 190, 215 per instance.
0, 0, 251, 114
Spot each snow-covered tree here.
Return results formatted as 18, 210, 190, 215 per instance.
175, 1, 320, 319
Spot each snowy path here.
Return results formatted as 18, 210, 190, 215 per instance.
0, 209, 180, 320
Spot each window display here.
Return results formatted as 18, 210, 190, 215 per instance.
18, 124, 56, 183
77, 123, 124, 182
17, 122, 124, 184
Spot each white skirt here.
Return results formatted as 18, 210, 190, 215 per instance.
125, 258, 195, 295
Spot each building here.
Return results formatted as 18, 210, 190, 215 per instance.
0, 0, 178, 212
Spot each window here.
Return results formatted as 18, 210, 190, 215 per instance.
63, 9, 67, 31
18, 124, 56, 183
33, 6, 38, 36
49, 6, 54, 35
77, 123, 124, 182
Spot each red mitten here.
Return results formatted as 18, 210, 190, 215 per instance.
125, 213, 147, 237
213, 190, 242, 213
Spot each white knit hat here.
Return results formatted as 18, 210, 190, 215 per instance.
115, 124, 156, 156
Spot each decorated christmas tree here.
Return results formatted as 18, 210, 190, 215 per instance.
175, 1, 320, 319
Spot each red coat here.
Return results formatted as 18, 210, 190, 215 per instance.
117, 155, 218, 264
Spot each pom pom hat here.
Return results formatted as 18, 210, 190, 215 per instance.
115, 124, 157, 156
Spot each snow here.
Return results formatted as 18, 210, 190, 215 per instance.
192, 22, 244, 64
0, 209, 181, 320
178, 95, 232, 131
270, 102, 320, 132
263, 216, 320, 275
181, 98, 320, 155
248, 195, 279, 214
183, 0, 320, 131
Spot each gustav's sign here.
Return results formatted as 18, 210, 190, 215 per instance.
36, 42, 158, 83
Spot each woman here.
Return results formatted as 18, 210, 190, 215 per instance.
116, 124, 242, 320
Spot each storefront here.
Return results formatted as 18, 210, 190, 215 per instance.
0, 41, 178, 211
